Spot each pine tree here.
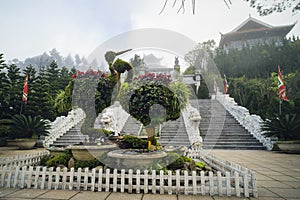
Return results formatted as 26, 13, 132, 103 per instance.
34, 66, 56, 120
46, 61, 60, 99
6, 64, 23, 115
0, 54, 10, 119
22, 65, 38, 116
58, 66, 71, 91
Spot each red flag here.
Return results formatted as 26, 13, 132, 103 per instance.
278, 66, 288, 101
22, 74, 28, 104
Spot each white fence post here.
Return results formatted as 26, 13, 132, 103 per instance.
0, 149, 257, 197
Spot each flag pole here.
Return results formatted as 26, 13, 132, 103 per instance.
20, 101, 23, 115
279, 99, 282, 116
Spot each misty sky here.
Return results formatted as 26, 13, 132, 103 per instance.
0, 0, 299, 61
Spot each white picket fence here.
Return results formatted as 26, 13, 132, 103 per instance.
0, 150, 257, 197
0, 151, 49, 168
0, 165, 256, 197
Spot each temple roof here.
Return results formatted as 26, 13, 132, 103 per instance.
143, 53, 164, 64
219, 17, 295, 47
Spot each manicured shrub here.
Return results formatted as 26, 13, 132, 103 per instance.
74, 159, 103, 169
118, 135, 148, 149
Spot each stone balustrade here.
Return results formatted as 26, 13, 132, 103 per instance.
43, 108, 86, 148
216, 92, 273, 150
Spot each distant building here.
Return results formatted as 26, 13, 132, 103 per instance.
141, 54, 173, 74
219, 16, 295, 52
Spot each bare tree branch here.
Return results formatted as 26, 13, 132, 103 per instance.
192, 0, 195, 14
177, 0, 186, 14
159, 0, 169, 15
224, 0, 231, 10
159, 0, 299, 15
172, 0, 177, 7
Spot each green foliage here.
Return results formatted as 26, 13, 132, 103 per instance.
45, 149, 72, 168
45, 153, 71, 168
1, 114, 50, 139
129, 54, 144, 75
40, 155, 52, 166
113, 59, 133, 73
215, 38, 300, 79
101, 129, 113, 136
46, 61, 61, 99
118, 135, 148, 149
54, 79, 73, 115
169, 78, 189, 109
195, 161, 205, 169
74, 159, 103, 169
0, 54, 9, 119
128, 83, 181, 126
227, 71, 300, 118
196, 78, 210, 99
28, 66, 56, 120
183, 65, 195, 75
262, 114, 300, 140
120, 73, 187, 127
167, 155, 193, 170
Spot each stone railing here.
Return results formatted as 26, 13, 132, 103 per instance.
216, 92, 273, 150
43, 108, 86, 148
182, 104, 203, 148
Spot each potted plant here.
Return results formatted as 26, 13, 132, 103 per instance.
1, 114, 50, 149
262, 114, 300, 153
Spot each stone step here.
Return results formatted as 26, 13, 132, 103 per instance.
203, 141, 263, 145
195, 99, 265, 150
204, 138, 260, 142
202, 145, 266, 150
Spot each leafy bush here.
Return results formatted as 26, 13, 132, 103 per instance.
167, 155, 193, 170
118, 135, 148, 149
45, 150, 72, 168
74, 159, 103, 169
262, 114, 300, 140
1, 114, 50, 139
195, 161, 205, 169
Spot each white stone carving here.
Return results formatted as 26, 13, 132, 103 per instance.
94, 101, 130, 135
182, 104, 203, 149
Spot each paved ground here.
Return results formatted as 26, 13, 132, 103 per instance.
0, 148, 299, 199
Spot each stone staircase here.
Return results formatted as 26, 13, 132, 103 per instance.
158, 116, 190, 147
120, 115, 142, 136
191, 99, 266, 150
50, 120, 89, 147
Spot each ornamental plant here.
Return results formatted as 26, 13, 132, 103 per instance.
262, 114, 300, 140
119, 72, 189, 148
55, 51, 133, 139
0, 114, 50, 139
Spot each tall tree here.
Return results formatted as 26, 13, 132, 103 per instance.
6, 64, 22, 115
0, 54, 9, 119
46, 61, 61, 99
33, 66, 56, 120
22, 65, 38, 117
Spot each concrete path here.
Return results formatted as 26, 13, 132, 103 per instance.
0, 148, 299, 199
211, 150, 300, 200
